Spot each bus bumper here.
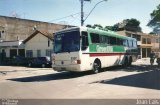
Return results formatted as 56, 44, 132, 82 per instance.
52, 64, 81, 72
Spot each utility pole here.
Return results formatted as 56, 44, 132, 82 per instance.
81, 0, 84, 26
80, 0, 107, 26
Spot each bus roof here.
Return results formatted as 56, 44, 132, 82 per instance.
86, 27, 128, 39
55, 26, 136, 40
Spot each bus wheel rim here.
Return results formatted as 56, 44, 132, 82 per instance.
93, 62, 99, 73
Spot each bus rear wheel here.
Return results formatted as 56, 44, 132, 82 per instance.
123, 57, 128, 67
128, 57, 132, 66
92, 60, 101, 74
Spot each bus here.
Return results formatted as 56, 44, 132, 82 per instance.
52, 27, 138, 73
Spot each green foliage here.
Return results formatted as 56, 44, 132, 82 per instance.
126, 18, 140, 27
86, 18, 142, 32
150, 4, 160, 21
148, 4, 160, 34
86, 24, 103, 29
93, 24, 103, 29
86, 24, 92, 28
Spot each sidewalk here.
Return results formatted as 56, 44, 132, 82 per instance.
133, 58, 157, 65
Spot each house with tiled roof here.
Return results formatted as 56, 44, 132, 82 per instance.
23, 30, 54, 58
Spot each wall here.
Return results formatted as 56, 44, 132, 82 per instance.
0, 16, 68, 41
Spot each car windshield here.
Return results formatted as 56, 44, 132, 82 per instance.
54, 30, 80, 53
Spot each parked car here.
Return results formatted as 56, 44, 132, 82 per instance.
28, 57, 51, 68
12, 56, 28, 66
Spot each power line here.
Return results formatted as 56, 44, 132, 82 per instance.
48, 12, 81, 22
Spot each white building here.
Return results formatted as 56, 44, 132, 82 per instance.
23, 30, 53, 58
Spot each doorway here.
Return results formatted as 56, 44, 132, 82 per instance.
18, 49, 25, 57
10, 49, 17, 58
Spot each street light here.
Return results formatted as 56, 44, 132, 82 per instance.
81, 0, 107, 26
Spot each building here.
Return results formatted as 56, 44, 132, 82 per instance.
117, 30, 159, 58
23, 30, 53, 58
0, 15, 68, 41
0, 15, 72, 63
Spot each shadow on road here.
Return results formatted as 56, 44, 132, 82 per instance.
7, 64, 160, 86
7, 71, 91, 82
106, 65, 160, 72
123, 64, 160, 72
91, 69, 160, 90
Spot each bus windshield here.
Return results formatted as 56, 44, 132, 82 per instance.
54, 31, 80, 53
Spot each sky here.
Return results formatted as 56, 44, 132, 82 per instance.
0, 0, 159, 33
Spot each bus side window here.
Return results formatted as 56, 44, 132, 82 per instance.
100, 35, 109, 44
90, 33, 100, 43
81, 31, 89, 50
110, 37, 117, 45
123, 40, 127, 46
133, 40, 137, 47
117, 38, 123, 46
128, 40, 132, 47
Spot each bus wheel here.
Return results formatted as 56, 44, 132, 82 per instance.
28, 63, 32, 67
41, 64, 45, 68
128, 57, 132, 66
92, 60, 101, 74
123, 57, 128, 67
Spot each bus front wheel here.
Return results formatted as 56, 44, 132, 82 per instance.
92, 60, 101, 74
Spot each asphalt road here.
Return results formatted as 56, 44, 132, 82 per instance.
0, 58, 160, 99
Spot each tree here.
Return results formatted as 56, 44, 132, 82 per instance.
148, 4, 160, 34
150, 4, 160, 21
86, 24, 103, 29
104, 25, 118, 31
85, 18, 142, 32
126, 18, 140, 27
86, 24, 92, 28
92, 24, 103, 29
113, 18, 142, 32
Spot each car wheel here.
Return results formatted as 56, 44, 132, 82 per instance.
28, 63, 32, 67
42, 64, 45, 68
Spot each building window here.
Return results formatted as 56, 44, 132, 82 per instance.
127, 34, 131, 37
0, 31, 5, 38
37, 50, 41, 57
26, 50, 33, 58
46, 49, 52, 57
137, 36, 141, 41
147, 38, 151, 44
48, 39, 50, 47
142, 38, 146, 44
156, 39, 159, 43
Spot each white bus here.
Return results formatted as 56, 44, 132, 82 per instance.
52, 27, 138, 73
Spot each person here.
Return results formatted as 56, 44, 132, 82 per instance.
150, 51, 156, 58
150, 51, 156, 65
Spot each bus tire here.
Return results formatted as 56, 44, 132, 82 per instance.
123, 57, 128, 67
92, 59, 101, 74
41, 64, 45, 68
128, 56, 132, 66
